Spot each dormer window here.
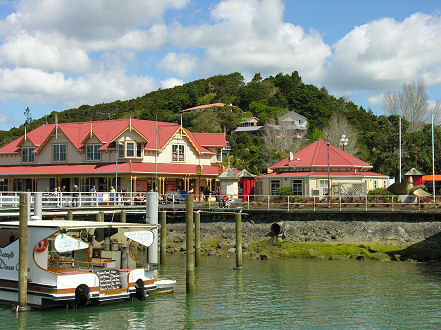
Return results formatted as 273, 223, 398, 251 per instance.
86, 144, 101, 161
117, 142, 124, 158
172, 144, 184, 162
136, 143, 143, 158
126, 142, 135, 157
53, 144, 66, 162
22, 147, 34, 163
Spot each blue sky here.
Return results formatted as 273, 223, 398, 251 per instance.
0, 0, 440, 130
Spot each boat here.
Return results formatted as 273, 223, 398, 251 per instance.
0, 220, 175, 308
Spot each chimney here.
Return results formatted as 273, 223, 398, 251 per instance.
289, 152, 293, 161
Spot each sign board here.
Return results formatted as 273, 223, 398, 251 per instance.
54, 234, 89, 252
124, 231, 154, 247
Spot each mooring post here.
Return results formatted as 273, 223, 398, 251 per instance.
235, 212, 243, 269
186, 194, 194, 293
67, 210, 73, 221
18, 193, 31, 311
120, 210, 126, 223
160, 211, 166, 264
194, 210, 201, 267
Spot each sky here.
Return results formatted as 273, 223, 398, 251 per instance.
0, 0, 440, 130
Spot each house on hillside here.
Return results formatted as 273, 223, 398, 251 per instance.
233, 117, 264, 136
233, 111, 308, 138
256, 139, 388, 197
0, 119, 226, 201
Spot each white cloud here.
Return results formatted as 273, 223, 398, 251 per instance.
0, 33, 91, 73
368, 93, 385, 107
1, 0, 189, 41
169, 0, 331, 80
161, 78, 184, 89
158, 52, 198, 77
0, 111, 12, 123
0, 67, 157, 106
324, 13, 441, 90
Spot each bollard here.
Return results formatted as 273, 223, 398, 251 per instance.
160, 211, 166, 264
234, 212, 243, 269
146, 192, 158, 270
186, 194, 194, 293
120, 210, 126, 223
17, 193, 31, 311
67, 210, 73, 221
194, 211, 201, 267
97, 211, 104, 222
34, 192, 43, 220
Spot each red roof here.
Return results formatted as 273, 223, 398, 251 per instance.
270, 139, 372, 170
257, 171, 388, 178
0, 163, 221, 176
182, 103, 232, 112
0, 119, 226, 155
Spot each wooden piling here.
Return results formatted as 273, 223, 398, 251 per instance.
235, 212, 243, 269
194, 211, 201, 267
120, 210, 126, 223
18, 193, 31, 311
186, 194, 194, 293
160, 211, 166, 264
67, 210, 73, 221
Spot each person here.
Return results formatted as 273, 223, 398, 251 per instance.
90, 185, 97, 205
72, 185, 79, 207
222, 195, 229, 207
110, 186, 116, 204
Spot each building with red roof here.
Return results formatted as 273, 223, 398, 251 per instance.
256, 139, 388, 197
0, 118, 226, 199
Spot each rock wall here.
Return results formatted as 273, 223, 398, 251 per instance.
166, 217, 441, 247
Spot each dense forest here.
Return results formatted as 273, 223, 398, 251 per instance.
1, 71, 440, 179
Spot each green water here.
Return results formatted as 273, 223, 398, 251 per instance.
3, 256, 441, 329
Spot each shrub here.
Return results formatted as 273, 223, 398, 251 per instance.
277, 187, 292, 196
367, 187, 393, 196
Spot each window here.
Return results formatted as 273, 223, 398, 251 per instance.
374, 180, 378, 189
292, 179, 303, 196
0, 179, 8, 191
319, 179, 330, 196
53, 144, 66, 162
126, 142, 135, 157
136, 143, 143, 158
172, 145, 185, 162
86, 144, 101, 161
22, 147, 34, 163
217, 149, 222, 162
270, 180, 280, 195
117, 142, 124, 158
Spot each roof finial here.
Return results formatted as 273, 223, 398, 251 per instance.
129, 116, 132, 131
90, 121, 93, 138
55, 113, 58, 140
24, 126, 27, 141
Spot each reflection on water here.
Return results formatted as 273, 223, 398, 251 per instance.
3, 256, 441, 328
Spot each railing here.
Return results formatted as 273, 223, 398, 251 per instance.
0, 192, 440, 212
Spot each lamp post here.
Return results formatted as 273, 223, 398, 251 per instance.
339, 134, 348, 151
414, 146, 418, 168
327, 136, 331, 207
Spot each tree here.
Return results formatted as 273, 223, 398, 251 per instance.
322, 113, 358, 154
262, 119, 306, 166
383, 79, 429, 133
24, 107, 32, 125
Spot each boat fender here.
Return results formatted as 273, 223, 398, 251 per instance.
34, 239, 48, 253
134, 279, 146, 301
75, 284, 90, 306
